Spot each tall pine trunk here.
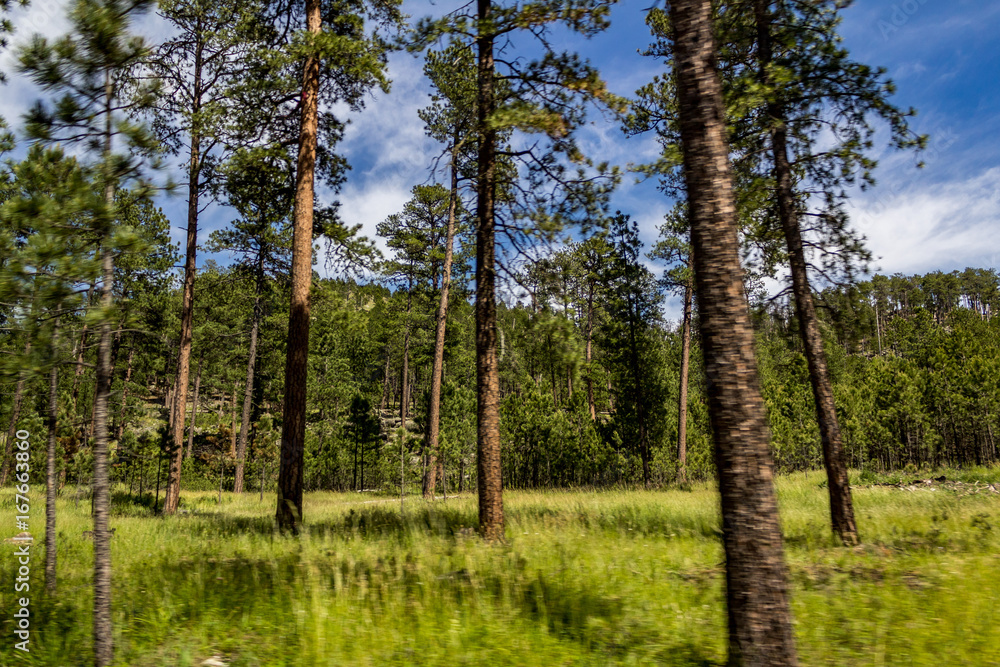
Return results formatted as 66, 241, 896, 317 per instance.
234, 262, 264, 493
754, 0, 858, 546
669, 1, 798, 664
423, 142, 459, 498
677, 262, 693, 482
475, 0, 504, 541
276, 0, 321, 533
164, 44, 205, 515
0, 339, 30, 486
92, 73, 116, 667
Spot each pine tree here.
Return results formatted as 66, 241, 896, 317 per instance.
18, 0, 159, 661
649, 203, 694, 482
147, 0, 278, 515
667, 0, 799, 663
0, 145, 102, 594
207, 145, 293, 493
413, 0, 623, 539
273, 0, 401, 534
418, 44, 477, 499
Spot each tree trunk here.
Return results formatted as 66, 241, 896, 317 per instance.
475, 0, 504, 541
230, 381, 238, 456
114, 344, 135, 442
276, 0, 321, 533
677, 263, 693, 482
424, 147, 459, 498
186, 355, 203, 459
380, 348, 391, 411
46, 319, 61, 594
586, 284, 596, 419
670, 1, 798, 664
0, 339, 30, 486
163, 46, 205, 515
400, 281, 412, 424
235, 266, 263, 493
754, 0, 858, 546
93, 76, 116, 667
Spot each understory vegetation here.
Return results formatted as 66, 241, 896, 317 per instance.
1, 469, 998, 666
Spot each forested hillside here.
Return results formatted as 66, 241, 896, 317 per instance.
4, 208, 995, 494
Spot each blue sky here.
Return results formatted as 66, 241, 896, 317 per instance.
2, 0, 998, 320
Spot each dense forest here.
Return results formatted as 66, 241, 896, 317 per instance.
4, 209, 998, 496
0, 0, 997, 665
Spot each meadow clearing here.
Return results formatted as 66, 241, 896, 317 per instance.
1, 468, 998, 666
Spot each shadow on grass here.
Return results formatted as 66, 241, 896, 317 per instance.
180, 503, 481, 540
115, 546, 724, 666
110, 490, 159, 516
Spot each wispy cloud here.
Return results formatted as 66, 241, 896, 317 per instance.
849, 166, 1000, 275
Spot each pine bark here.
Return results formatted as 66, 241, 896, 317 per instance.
475, 0, 504, 541
234, 261, 264, 493
669, 1, 798, 664
276, 0, 321, 533
423, 143, 459, 498
163, 43, 205, 515
93, 75, 116, 667
754, 0, 858, 546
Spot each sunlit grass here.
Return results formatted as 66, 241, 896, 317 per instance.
1, 468, 998, 665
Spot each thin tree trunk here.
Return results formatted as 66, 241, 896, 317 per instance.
163, 43, 205, 515
424, 144, 459, 498
114, 344, 135, 442
670, 1, 798, 664
276, 0, 321, 533
400, 281, 412, 424
92, 74, 115, 667
46, 319, 61, 594
475, 0, 504, 541
754, 0, 858, 546
379, 348, 391, 412
0, 340, 30, 486
235, 264, 263, 493
586, 283, 596, 419
230, 381, 238, 456
186, 355, 203, 459
677, 264, 693, 483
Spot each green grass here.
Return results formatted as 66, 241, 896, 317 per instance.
1, 468, 999, 666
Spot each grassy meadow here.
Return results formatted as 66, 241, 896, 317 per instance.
1, 468, 999, 666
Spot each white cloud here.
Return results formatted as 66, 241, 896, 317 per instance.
849, 167, 1000, 275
